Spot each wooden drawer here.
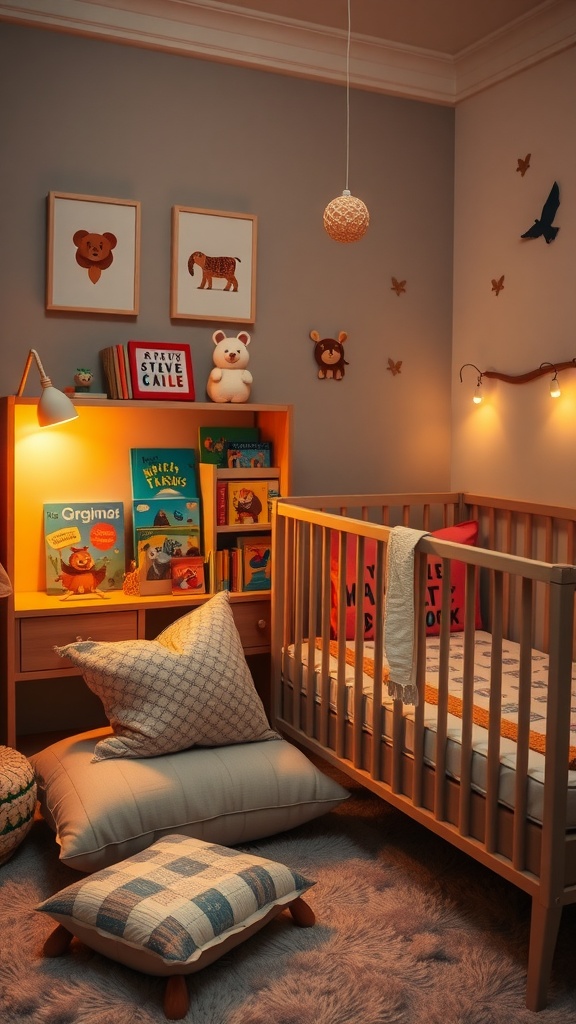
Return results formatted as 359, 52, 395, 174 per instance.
19, 611, 139, 673
231, 600, 270, 651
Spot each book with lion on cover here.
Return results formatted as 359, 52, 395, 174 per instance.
43, 501, 125, 597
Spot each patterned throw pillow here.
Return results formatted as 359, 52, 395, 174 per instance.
36, 833, 315, 977
54, 591, 278, 762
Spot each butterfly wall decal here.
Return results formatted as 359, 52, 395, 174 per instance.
516, 153, 531, 177
521, 181, 560, 243
387, 358, 402, 376
391, 277, 406, 296
491, 275, 505, 296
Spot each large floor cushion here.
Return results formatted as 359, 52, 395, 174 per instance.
30, 729, 349, 873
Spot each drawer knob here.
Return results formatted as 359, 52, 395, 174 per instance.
257, 618, 267, 631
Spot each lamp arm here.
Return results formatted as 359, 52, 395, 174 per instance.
482, 358, 576, 385
17, 349, 51, 396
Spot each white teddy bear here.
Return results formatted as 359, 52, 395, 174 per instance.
207, 329, 252, 403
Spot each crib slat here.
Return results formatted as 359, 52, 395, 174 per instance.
457, 562, 478, 835
352, 535, 366, 768
319, 528, 332, 747
484, 570, 504, 853
370, 541, 386, 782
305, 523, 319, 739
512, 578, 534, 870
432, 564, 452, 821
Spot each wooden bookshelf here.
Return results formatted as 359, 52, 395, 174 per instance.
0, 396, 292, 749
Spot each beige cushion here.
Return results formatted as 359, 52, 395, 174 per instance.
54, 591, 277, 761
31, 729, 349, 872
37, 833, 315, 977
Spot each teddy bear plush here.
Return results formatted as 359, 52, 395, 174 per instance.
207, 330, 252, 403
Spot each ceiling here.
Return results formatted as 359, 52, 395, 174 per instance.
1, 0, 575, 103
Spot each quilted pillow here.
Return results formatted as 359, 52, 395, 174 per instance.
330, 520, 482, 640
54, 590, 278, 761
30, 729, 349, 872
36, 833, 315, 977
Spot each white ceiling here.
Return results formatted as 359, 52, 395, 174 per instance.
1, 0, 575, 103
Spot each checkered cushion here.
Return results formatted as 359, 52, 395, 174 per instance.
36, 834, 314, 976
54, 591, 278, 761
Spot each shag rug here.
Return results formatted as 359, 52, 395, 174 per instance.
2, 760, 576, 1024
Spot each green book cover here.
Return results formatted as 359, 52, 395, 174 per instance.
198, 426, 259, 467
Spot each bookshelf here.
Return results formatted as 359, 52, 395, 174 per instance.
0, 396, 292, 749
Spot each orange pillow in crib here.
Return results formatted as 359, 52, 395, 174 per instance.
330, 520, 482, 641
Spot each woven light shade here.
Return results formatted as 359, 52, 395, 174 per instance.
323, 189, 370, 243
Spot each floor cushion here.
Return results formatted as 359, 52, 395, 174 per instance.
37, 833, 316, 1019
30, 729, 349, 873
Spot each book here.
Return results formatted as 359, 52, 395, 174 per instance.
216, 479, 227, 526
130, 447, 198, 500
198, 426, 259, 467
43, 501, 125, 597
240, 535, 272, 592
171, 555, 206, 595
227, 479, 271, 526
223, 440, 272, 469
130, 447, 200, 553
136, 525, 201, 595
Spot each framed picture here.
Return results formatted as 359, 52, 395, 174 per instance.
171, 206, 257, 323
127, 341, 195, 401
46, 191, 141, 315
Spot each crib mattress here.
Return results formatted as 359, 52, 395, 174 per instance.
282, 630, 576, 828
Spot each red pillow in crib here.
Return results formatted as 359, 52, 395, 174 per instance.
425, 520, 483, 636
330, 520, 482, 641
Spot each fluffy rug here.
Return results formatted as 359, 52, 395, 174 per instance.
1, 761, 576, 1024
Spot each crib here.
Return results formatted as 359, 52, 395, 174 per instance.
270, 492, 576, 1012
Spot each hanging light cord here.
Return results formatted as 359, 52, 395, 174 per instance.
344, 0, 351, 192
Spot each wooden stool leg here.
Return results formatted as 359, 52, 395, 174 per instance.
163, 975, 189, 1021
288, 896, 315, 927
43, 924, 74, 957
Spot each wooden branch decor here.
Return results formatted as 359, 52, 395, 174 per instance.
482, 359, 576, 385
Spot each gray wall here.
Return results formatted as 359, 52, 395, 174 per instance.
0, 23, 454, 495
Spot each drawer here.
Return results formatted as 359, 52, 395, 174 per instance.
231, 600, 270, 651
19, 611, 139, 673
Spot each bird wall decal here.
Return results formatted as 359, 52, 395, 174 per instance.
491, 275, 505, 296
520, 181, 560, 243
387, 358, 402, 376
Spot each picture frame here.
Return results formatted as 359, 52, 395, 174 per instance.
171, 206, 257, 323
46, 191, 141, 315
127, 341, 195, 401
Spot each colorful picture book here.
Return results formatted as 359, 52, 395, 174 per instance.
240, 535, 272, 592
171, 555, 206, 595
227, 480, 270, 526
223, 440, 272, 469
43, 501, 125, 597
198, 426, 259, 467
136, 525, 202, 596
130, 447, 200, 554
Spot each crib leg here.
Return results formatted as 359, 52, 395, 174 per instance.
525, 899, 563, 1011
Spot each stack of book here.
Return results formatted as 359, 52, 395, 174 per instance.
211, 535, 271, 593
100, 344, 133, 399
129, 446, 203, 595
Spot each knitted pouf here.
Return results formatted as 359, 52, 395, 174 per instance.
0, 745, 37, 865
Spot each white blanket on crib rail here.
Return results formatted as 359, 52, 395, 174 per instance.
384, 526, 429, 706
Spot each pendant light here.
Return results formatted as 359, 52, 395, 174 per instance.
323, 0, 370, 243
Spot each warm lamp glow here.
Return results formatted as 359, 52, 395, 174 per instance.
323, 0, 369, 243
16, 349, 79, 427
472, 384, 483, 404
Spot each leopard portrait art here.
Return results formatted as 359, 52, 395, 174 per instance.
187, 251, 241, 291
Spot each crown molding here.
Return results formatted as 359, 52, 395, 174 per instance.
0, 0, 574, 105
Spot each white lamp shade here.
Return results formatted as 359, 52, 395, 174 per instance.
37, 384, 79, 427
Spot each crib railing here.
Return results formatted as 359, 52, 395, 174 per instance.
271, 492, 576, 1010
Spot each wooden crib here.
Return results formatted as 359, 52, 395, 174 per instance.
271, 492, 576, 1012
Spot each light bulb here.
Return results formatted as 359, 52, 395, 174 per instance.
550, 375, 561, 398
473, 383, 483, 404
